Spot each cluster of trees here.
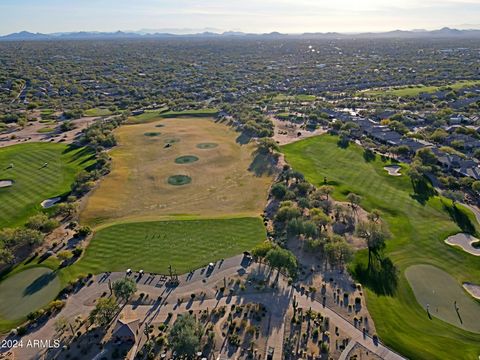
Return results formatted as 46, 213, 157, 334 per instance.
407, 148, 438, 182
269, 168, 356, 270
89, 278, 137, 327
223, 103, 274, 138
80, 115, 125, 149
252, 241, 298, 276
168, 314, 203, 357
0, 212, 65, 265
0, 227, 44, 265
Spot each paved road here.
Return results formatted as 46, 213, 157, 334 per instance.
6, 255, 406, 360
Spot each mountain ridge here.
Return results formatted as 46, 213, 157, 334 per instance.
1, 27, 480, 41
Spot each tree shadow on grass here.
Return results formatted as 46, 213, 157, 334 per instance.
248, 152, 279, 177
236, 132, 252, 145
61, 143, 82, 154
351, 257, 398, 296
23, 271, 57, 296
410, 178, 436, 205
336, 138, 350, 149
363, 149, 376, 162
442, 202, 476, 234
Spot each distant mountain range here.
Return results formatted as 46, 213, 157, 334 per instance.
1, 27, 480, 41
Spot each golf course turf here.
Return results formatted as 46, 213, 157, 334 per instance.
71, 217, 265, 275
405, 264, 480, 333
0, 267, 60, 322
282, 135, 480, 359
0, 143, 96, 228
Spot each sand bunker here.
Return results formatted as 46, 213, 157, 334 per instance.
445, 233, 480, 256
463, 283, 480, 300
0, 180, 13, 188
41, 197, 61, 209
384, 165, 402, 176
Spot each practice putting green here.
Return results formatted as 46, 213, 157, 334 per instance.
168, 175, 192, 185
0, 143, 96, 228
0, 267, 60, 321
282, 135, 480, 359
71, 217, 265, 275
405, 264, 480, 333
144, 132, 161, 137
196, 143, 218, 149
175, 155, 199, 164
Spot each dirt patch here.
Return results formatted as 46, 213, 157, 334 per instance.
0, 117, 96, 148
272, 117, 326, 145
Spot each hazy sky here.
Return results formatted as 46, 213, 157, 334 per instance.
1, 0, 480, 35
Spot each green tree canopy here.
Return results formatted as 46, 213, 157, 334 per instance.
89, 297, 119, 327
168, 314, 202, 357
265, 247, 298, 275
112, 278, 137, 301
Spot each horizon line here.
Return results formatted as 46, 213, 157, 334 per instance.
2, 26, 480, 37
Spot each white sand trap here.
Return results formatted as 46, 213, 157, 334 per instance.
463, 283, 480, 300
0, 180, 13, 188
383, 165, 402, 176
41, 197, 61, 209
445, 233, 480, 256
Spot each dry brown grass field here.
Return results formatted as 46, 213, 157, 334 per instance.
80, 117, 274, 227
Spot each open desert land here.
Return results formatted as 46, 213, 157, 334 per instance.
0, 116, 97, 148
80, 117, 274, 227
282, 135, 480, 360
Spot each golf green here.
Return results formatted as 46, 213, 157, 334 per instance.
168, 175, 192, 185
175, 155, 199, 164
405, 264, 480, 333
196, 143, 218, 149
0, 267, 60, 321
